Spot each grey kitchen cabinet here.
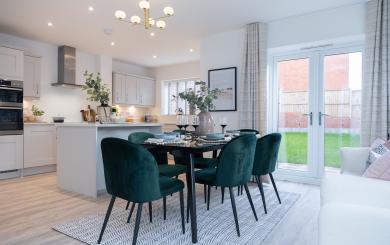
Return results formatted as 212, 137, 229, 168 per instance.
0, 46, 24, 81
24, 55, 41, 98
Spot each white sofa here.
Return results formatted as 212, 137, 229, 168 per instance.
319, 147, 390, 245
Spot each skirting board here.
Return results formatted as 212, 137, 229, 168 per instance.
22, 164, 57, 177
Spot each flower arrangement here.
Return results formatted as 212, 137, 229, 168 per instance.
32, 105, 44, 117
174, 81, 222, 112
81, 71, 110, 106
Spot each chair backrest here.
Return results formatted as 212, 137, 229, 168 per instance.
216, 134, 257, 187
101, 138, 161, 203
252, 133, 282, 175
128, 132, 154, 144
239, 129, 260, 134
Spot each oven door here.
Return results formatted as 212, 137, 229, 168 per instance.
0, 87, 23, 107
0, 107, 23, 135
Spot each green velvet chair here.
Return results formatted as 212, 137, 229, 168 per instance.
194, 134, 258, 237
99, 138, 185, 245
252, 133, 282, 214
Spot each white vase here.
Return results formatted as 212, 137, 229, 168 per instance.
195, 111, 214, 136
97, 105, 111, 122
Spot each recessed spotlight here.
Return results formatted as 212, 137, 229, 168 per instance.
110, 42, 115, 46
47, 22, 53, 27
189, 48, 194, 52
88, 6, 94, 12
153, 55, 157, 59
150, 32, 155, 37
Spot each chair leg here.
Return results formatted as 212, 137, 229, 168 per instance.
207, 185, 211, 210
228, 187, 240, 237
163, 197, 167, 220
127, 202, 136, 223
98, 196, 116, 244
126, 201, 130, 210
237, 186, 240, 196
148, 202, 153, 223
241, 185, 243, 195
269, 173, 281, 204
179, 190, 185, 234
204, 184, 207, 203
132, 203, 143, 245
186, 192, 190, 223
256, 175, 267, 214
243, 184, 258, 221
221, 187, 225, 204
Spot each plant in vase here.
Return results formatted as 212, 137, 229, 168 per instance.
173, 81, 222, 135
81, 71, 111, 122
31, 105, 44, 122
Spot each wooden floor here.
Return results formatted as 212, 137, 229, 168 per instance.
0, 173, 319, 245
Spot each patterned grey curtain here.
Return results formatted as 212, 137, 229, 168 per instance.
239, 22, 268, 134
362, 0, 390, 146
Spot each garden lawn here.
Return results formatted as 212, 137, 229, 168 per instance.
278, 132, 360, 168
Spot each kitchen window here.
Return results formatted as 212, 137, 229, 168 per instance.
162, 78, 200, 115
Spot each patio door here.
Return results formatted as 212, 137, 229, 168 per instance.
270, 44, 363, 183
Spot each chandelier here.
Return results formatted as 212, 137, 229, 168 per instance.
114, 0, 174, 30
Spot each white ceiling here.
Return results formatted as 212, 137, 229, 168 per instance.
0, 0, 366, 67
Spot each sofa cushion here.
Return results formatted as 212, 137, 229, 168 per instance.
321, 174, 390, 209
364, 151, 390, 181
367, 138, 388, 165
319, 203, 390, 245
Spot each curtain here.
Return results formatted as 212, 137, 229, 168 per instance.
239, 22, 268, 135
362, 0, 390, 146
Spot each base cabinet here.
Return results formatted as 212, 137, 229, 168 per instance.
0, 135, 23, 172
24, 125, 57, 168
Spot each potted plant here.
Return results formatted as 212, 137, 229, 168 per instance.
31, 105, 44, 122
174, 81, 222, 135
81, 71, 111, 122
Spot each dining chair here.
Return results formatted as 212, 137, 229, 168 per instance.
194, 134, 258, 237
252, 133, 282, 214
127, 132, 186, 219
99, 138, 185, 245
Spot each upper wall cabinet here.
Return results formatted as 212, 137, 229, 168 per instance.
112, 72, 155, 107
0, 46, 24, 81
24, 55, 41, 98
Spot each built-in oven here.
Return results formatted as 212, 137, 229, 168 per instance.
0, 79, 23, 136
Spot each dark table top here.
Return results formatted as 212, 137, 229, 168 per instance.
141, 142, 226, 154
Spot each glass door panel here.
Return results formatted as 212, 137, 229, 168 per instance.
322, 52, 362, 173
276, 58, 311, 172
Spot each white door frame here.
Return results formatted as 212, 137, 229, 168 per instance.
268, 42, 364, 184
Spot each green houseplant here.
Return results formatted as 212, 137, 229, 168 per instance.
81, 71, 111, 122
174, 81, 222, 135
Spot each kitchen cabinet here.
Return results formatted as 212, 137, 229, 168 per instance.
0, 46, 24, 81
24, 124, 57, 168
0, 135, 23, 172
112, 72, 155, 107
24, 55, 41, 98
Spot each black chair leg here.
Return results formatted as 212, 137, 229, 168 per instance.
256, 175, 267, 214
243, 184, 258, 221
132, 203, 143, 245
148, 202, 153, 223
221, 187, 225, 204
229, 187, 240, 237
186, 192, 190, 223
126, 201, 130, 210
241, 185, 244, 195
127, 202, 136, 223
98, 196, 116, 244
237, 186, 240, 196
269, 173, 281, 204
204, 184, 207, 203
179, 190, 185, 234
207, 185, 211, 210
163, 197, 167, 220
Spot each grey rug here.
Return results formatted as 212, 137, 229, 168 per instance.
53, 184, 300, 245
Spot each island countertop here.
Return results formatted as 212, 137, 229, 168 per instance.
55, 122, 163, 128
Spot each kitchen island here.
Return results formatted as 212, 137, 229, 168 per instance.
56, 123, 163, 198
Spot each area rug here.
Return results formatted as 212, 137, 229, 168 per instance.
53, 184, 300, 245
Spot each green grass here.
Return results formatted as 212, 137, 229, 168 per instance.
278, 132, 360, 168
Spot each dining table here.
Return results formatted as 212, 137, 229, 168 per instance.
142, 140, 226, 243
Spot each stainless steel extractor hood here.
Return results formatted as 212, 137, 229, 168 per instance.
51, 45, 81, 87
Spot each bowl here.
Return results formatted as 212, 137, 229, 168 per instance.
53, 117, 65, 123
154, 133, 178, 140
205, 133, 225, 140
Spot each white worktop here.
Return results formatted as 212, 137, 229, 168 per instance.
25, 122, 163, 127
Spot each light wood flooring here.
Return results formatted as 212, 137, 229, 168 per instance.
0, 173, 319, 245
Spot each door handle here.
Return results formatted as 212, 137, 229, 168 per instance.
303, 112, 313, 126
319, 112, 330, 126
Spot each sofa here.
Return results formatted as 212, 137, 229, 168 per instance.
319, 147, 390, 245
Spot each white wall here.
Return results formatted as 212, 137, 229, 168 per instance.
199, 3, 366, 132
152, 61, 200, 123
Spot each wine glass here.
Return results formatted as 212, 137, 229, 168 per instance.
182, 116, 189, 133
219, 117, 228, 134
191, 115, 200, 131
176, 115, 184, 132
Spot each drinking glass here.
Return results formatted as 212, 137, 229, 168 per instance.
219, 117, 228, 134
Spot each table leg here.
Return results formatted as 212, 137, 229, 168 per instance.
212, 150, 217, 158
186, 152, 198, 243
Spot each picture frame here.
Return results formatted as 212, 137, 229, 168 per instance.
208, 67, 237, 111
